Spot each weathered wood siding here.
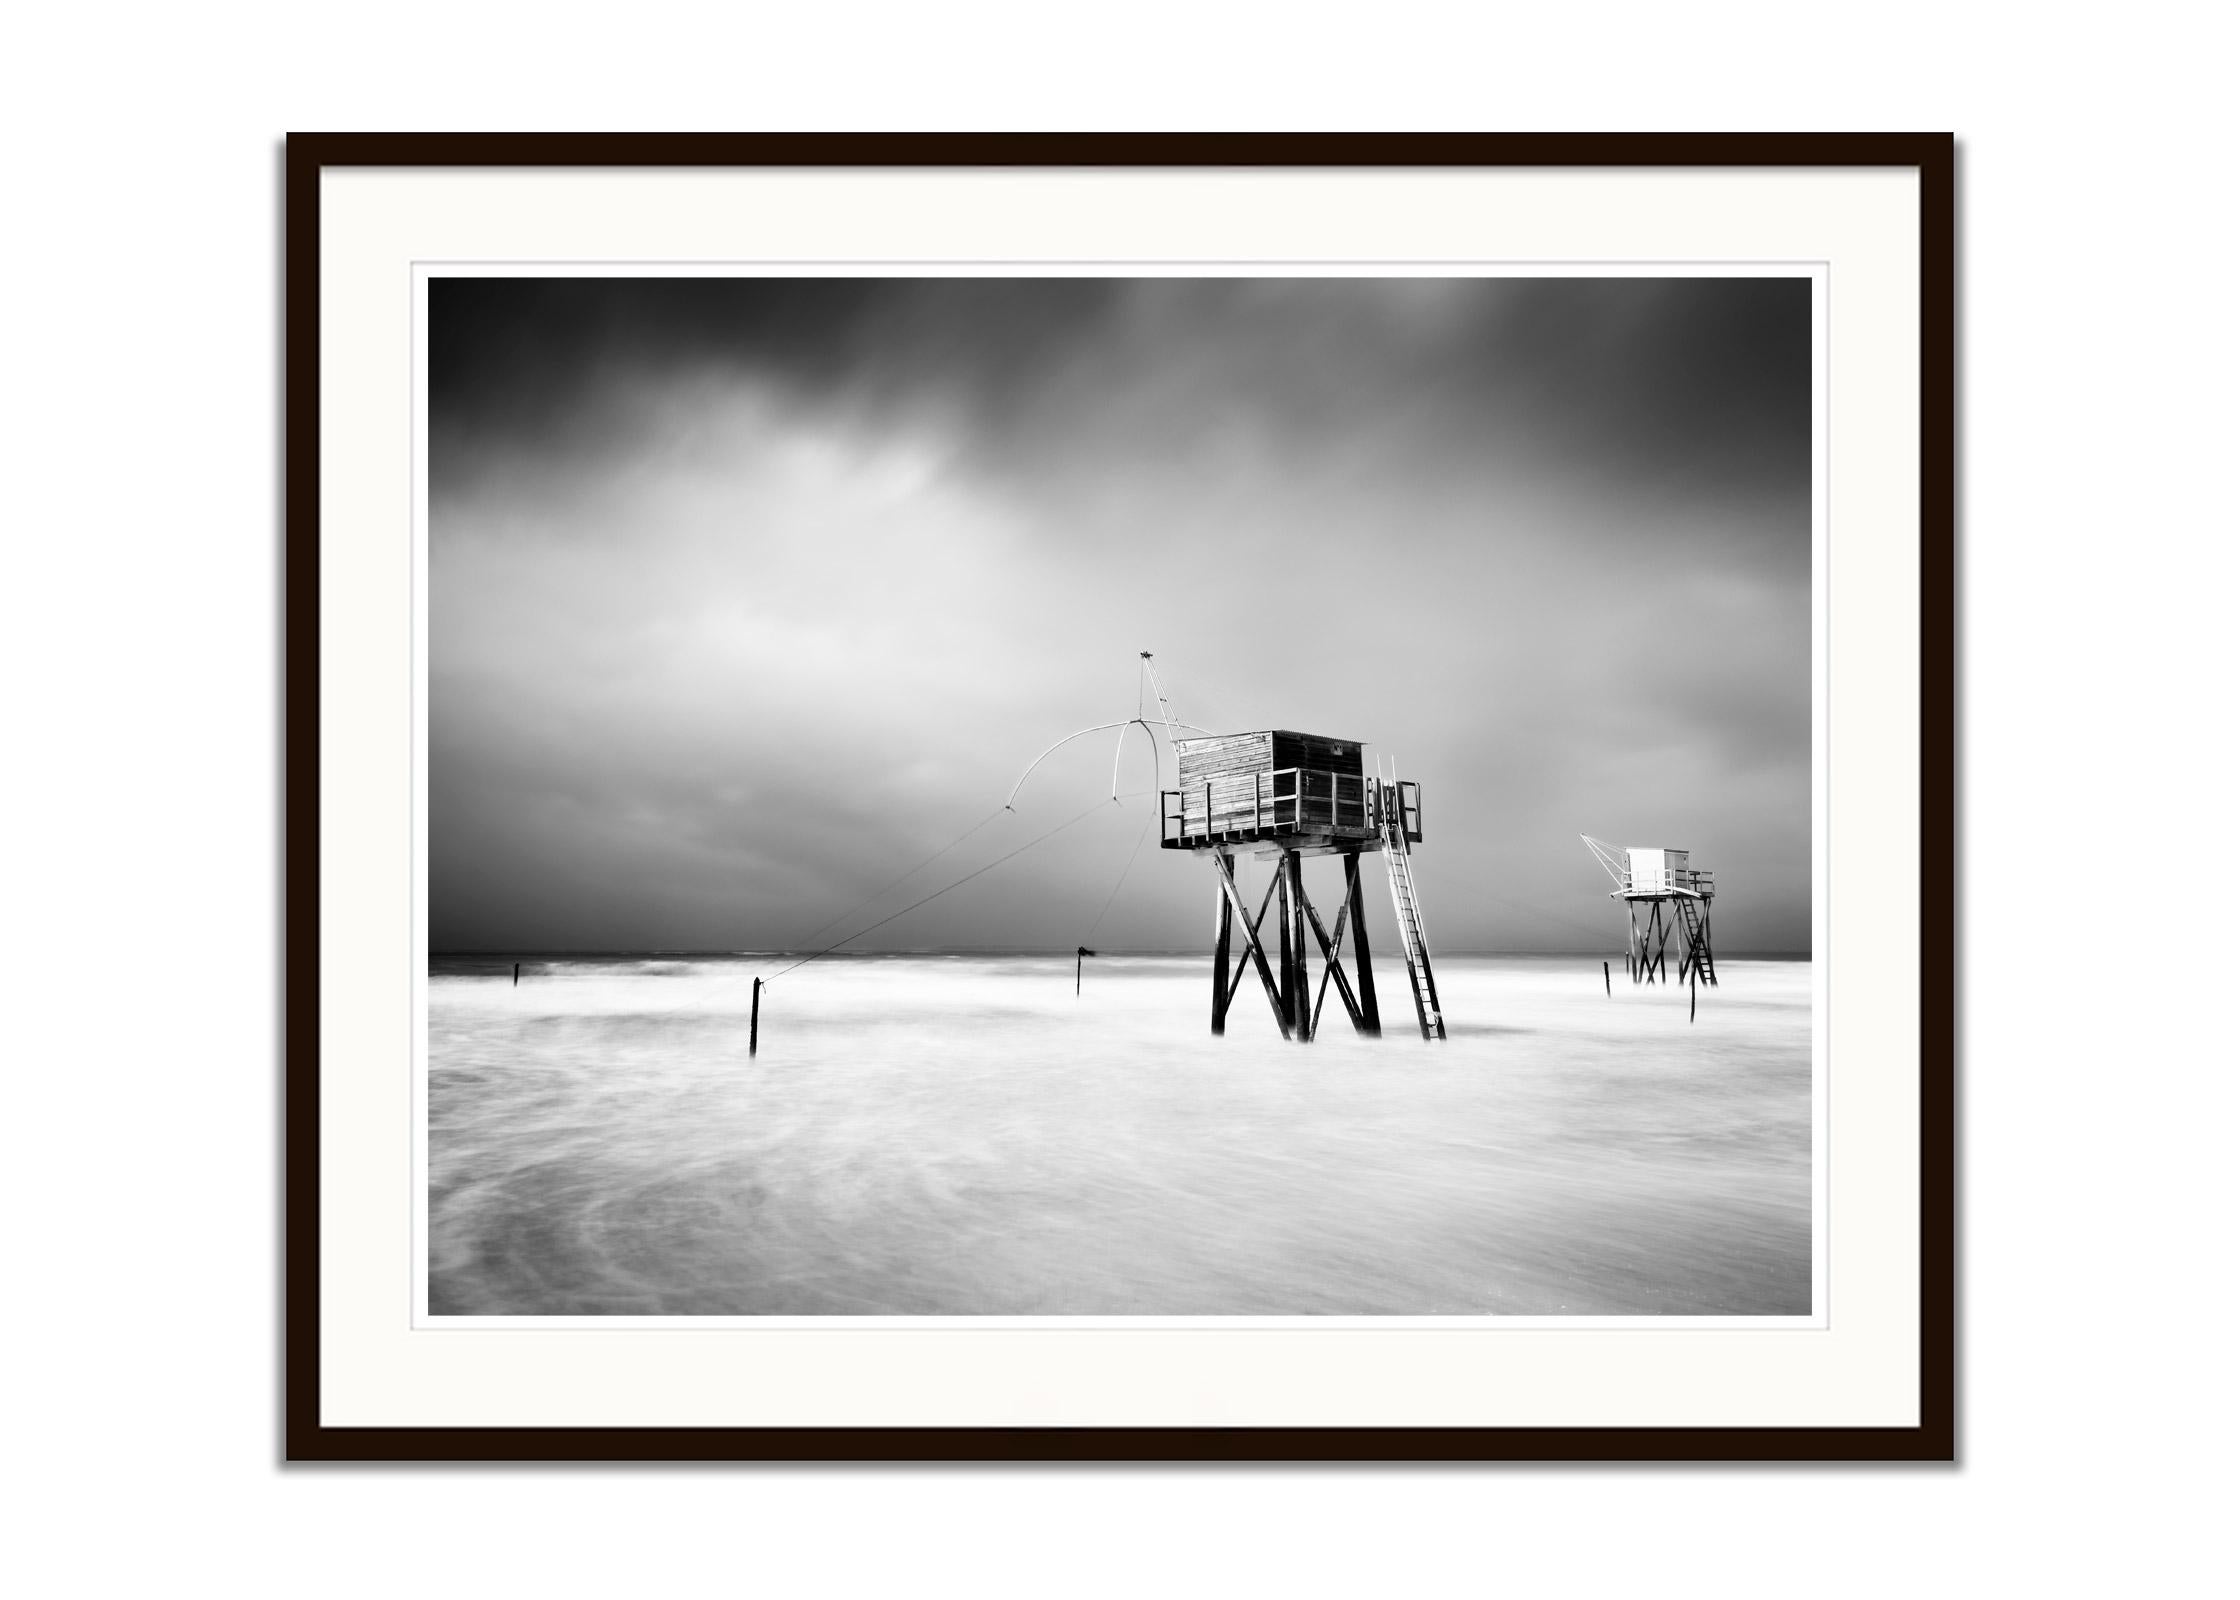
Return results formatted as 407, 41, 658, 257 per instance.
1176, 732, 1273, 785
1173, 730, 1371, 837
1175, 730, 1364, 782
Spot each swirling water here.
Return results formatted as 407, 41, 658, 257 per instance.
428, 955, 1811, 1315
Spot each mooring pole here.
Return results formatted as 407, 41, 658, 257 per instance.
512, 962, 519, 986
749, 977, 761, 1057
1604, 960, 1611, 997
1211, 853, 1234, 1035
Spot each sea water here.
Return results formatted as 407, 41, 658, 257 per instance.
427, 955, 1811, 1316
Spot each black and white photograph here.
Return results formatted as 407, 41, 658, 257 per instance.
31, 0, 2240, 1572
423, 272, 1819, 1320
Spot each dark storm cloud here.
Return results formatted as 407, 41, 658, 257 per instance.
429, 276, 1812, 954
431, 278, 1122, 472
434, 277, 1806, 526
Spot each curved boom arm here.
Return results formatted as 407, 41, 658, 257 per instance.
1005, 721, 1134, 810
1004, 704, 1218, 813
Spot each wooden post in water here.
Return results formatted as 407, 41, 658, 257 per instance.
512, 962, 519, 986
749, 977, 761, 1057
1604, 960, 1611, 997
1210, 854, 1234, 1034
1344, 851, 1381, 1036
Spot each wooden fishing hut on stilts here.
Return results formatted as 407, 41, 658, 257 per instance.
1580, 835, 1719, 988
1161, 732, 1445, 1041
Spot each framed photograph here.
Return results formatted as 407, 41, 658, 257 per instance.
287, 133, 1953, 1460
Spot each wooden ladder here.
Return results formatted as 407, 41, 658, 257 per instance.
1675, 895, 1718, 986
1376, 781, 1446, 1039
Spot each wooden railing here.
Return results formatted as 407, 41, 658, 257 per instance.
1161, 768, 1380, 847
1383, 779, 1424, 845
1619, 866, 1716, 898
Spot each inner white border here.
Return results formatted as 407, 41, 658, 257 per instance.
325, 166, 1918, 1428
408, 259, 1832, 1336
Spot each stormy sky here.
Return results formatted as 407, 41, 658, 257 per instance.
429, 276, 1811, 954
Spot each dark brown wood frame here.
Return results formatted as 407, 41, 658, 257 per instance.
284, 132, 1955, 1463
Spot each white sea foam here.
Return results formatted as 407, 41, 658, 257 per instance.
427, 955, 1810, 1315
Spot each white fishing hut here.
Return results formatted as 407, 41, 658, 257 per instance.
1581, 835, 1719, 986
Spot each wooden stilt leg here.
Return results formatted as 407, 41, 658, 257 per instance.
1211, 853, 1233, 1035
1299, 858, 1367, 1039
1225, 867, 1281, 1014
1212, 851, 1290, 1038
1286, 851, 1310, 1040
1276, 856, 1295, 1035
1346, 852, 1382, 1036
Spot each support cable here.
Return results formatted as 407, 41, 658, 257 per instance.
786, 805, 1008, 953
